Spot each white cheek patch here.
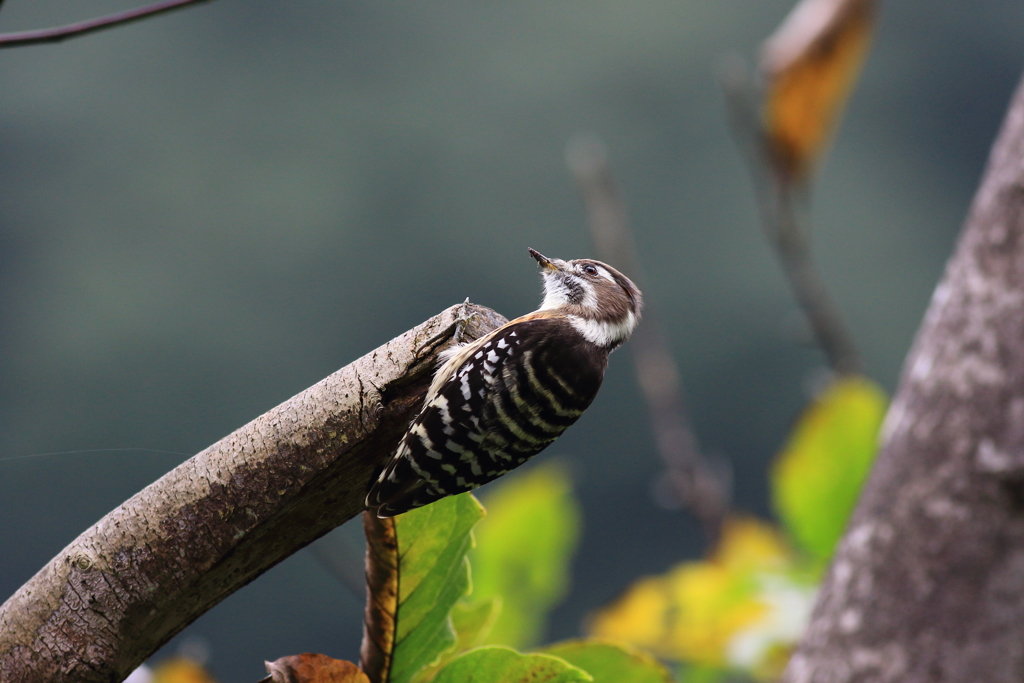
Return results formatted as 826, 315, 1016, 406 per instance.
579, 280, 598, 312
568, 311, 638, 347
539, 272, 572, 310
540, 272, 598, 311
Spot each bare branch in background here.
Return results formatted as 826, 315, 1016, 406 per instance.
0, 0, 212, 49
566, 134, 730, 539
784, 68, 1024, 683
0, 303, 507, 683
722, 0, 877, 376
722, 61, 862, 376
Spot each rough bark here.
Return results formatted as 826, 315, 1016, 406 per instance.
0, 302, 507, 683
784, 74, 1024, 682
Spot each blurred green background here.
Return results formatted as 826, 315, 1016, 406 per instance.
0, 2, 1020, 681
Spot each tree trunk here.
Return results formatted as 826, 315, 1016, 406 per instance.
784, 73, 1024, 682
0, 302, 506, 683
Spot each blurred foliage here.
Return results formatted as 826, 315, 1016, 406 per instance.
469, 463, 582, 649
772, 375, 887, 568
151, 657, 219, 683
761, 0, 877, 179
589, 516, 813, 681
587, 375, 884, 681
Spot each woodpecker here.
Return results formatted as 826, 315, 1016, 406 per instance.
365, 248, 642, 517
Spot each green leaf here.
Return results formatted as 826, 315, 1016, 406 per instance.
411, 598, 503, 683
771, 375, 887, 568
389, 493, 486, 683
451, 598, 502, 651
431, 646, 592, 683
470, 463, 581, 649
542, 640, 675, 683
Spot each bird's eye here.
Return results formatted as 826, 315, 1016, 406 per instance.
582, 265, 598, 276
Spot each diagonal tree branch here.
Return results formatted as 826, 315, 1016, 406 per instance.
784, 71, 1024, 683
0, 302, 507, 683
0, 0, 212, 49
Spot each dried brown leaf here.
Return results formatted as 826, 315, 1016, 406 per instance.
761, 0, 876, 178
359, 511, 398, 683
262, 653, 369, 683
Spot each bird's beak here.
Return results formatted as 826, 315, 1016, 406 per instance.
528, 248, 561, 272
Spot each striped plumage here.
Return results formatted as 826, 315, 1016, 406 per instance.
366, 248, 642, 517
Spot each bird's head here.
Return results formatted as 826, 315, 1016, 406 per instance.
529, 247, 643, 349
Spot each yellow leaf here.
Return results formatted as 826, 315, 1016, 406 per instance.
761, 0, 877, 178
589, 517, 813, 680
151, 657, 219, 683
589, 575, 673, 652
715, 516, 789, 572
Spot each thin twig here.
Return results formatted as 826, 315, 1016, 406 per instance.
0, 0, 212, 49
770, 178, 862, 374
721, 56, 863, 375
566, 133, 730, 540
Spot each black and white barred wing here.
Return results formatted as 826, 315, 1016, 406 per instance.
366, 316, 605, 517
